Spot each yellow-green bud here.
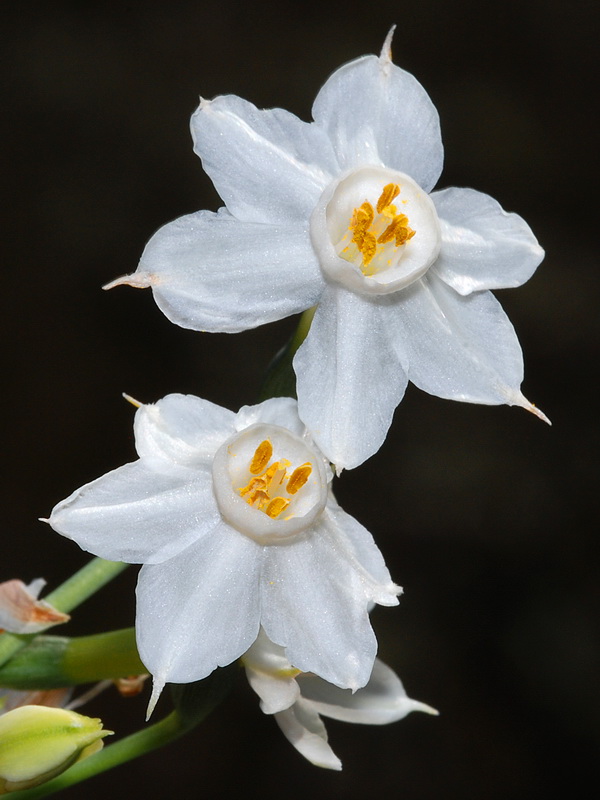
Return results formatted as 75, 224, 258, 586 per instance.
0, 705, 112, 794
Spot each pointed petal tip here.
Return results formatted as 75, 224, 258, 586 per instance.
146, 677, 165, 721
379, 25, 397, 64
528, 403, 552, 426
38, 517, 50, 524
102, 273, 153, 291
304, 749, 343, 771
374, 582, 403, 607
517, 393, 552, 426
410, 700, 440, 716
122, 393, 143, 409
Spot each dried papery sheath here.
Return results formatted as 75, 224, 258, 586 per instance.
107, 28, 547, 470
47, 395, 400, 711
0, 579, 69, 634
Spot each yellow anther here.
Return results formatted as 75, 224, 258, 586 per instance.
338, 182, 416, 277
265, 496, 290, 519
378, 214, 415, 246
376, 183, 401, 214
238, 454, 292, 516
353, 202, 374, 229
395, 225, 416, 246
350, 202, 374, 248
250, 440, 273, 474
287, 463, 312, 495
239, 475, 266, 499
360, 231, 377, 267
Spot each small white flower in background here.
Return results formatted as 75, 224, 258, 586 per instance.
243, 629, 438, 770
106, 27, 547, 470
0, 579, 69, 634
47, 395, 400, 712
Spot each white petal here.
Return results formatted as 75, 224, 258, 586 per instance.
260, 517, 387, 690
129, 209, 323, 333
245, 669, 300, 716
234, 397, 306, 438
386, 272, 539, 412
191, 96, 337, 224
134, 394, 235, 466
275, 700, 342, 770
243, 630, 301, 714
294, 285, 409, 470
321, 498, 401, 606
49, 461, 220, 565
298, 658, 438, 725
312, 46, 443, 191
432, 187, 544, 295
136, 523, 262, 685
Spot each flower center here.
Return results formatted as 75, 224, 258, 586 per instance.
238, 439, 312, 520
212, 423, 328, 544
310, 166, 441, 296
337, 183, 416, 277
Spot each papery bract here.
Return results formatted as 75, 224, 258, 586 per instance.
0, 689, 72, 717
47, 395, 400, 711
0, 579, 69, 635
243, 629, 437, 770
107, 28, 547, 470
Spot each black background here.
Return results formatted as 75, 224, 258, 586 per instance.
2, 1, 598, 798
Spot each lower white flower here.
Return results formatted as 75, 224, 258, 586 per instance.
243, 629, 437, 770
47, 395, 400, 711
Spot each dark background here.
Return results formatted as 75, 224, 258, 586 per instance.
2, 1, 598, 798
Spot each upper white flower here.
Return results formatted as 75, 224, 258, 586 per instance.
47, 395, 400, 709
243, 629, 437, 770
107, 29, 547, 469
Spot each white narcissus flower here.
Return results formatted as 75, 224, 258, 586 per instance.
47, 395, 400, 711
243, 629, 437, 770
107, 28, 547, 470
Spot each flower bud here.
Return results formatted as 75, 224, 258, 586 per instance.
0, 705, 112, 794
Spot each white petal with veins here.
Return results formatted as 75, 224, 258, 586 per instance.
432, 187, 544, 295
192, 96, 337, 224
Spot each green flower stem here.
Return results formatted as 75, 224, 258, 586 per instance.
44, 557, 128, 614
259, 305, 316, 401
12, 665, 238, 799
0, 628, 144, 690
0, 558, 128, 670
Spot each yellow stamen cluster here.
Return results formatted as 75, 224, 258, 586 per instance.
340, 183, 416, 276
239, 440, 312, 519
